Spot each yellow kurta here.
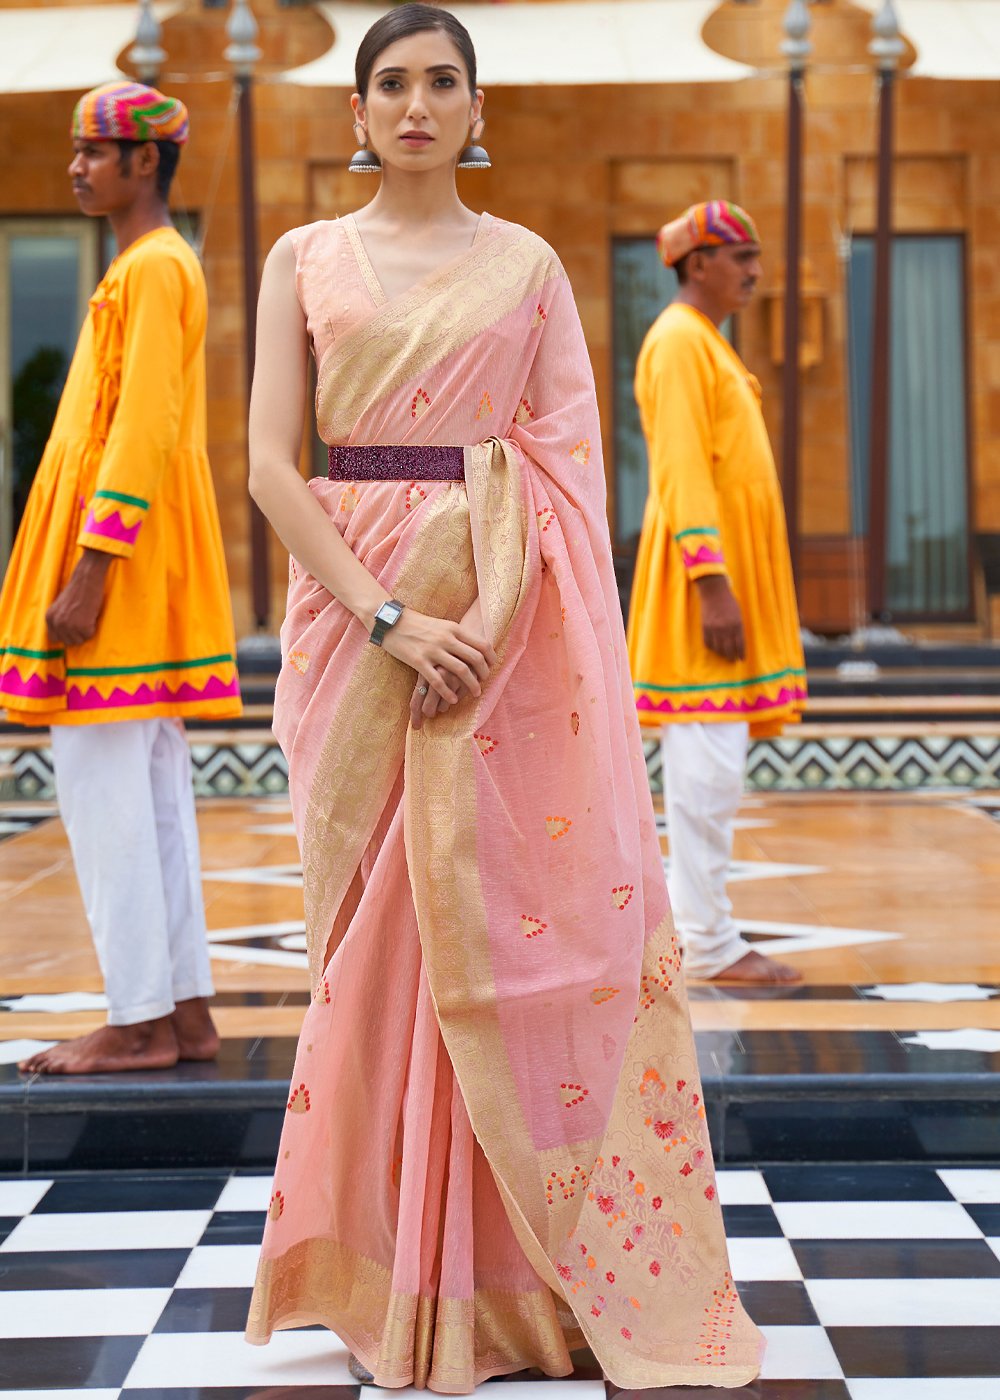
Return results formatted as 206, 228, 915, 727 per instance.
0, 226, 241, 726
626, 303, 805, 739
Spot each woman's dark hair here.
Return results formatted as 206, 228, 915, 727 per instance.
115, 139, 181, 201
355, 3, 477, 98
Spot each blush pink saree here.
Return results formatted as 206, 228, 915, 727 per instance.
246, 214, 763, 1391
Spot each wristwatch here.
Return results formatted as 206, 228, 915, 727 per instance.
369, 598, 405, 647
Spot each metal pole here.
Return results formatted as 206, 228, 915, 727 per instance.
235, 74, 269, 630
226, 1, 269, 631
780, 1, 811, 588
867, 67, 894, 621
866, 2, 904, 621
782, 67, 804, 585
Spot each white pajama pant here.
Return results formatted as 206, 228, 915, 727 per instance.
50, 719, 215, 1026
660, 721, 751, 980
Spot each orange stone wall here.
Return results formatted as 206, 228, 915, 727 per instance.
2, 0, 998, 635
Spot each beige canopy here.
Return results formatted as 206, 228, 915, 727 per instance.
0, 3, 179, 96
281, 0, 755, 87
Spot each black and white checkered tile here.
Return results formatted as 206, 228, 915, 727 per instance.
1, 1167, 999, 1399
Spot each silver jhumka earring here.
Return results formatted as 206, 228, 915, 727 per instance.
458, 117, 491, 170
348, 122, 381, 174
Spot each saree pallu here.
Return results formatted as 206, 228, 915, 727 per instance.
247, 217, 763, 1391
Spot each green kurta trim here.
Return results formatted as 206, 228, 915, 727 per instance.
673, 526, 720, 541
634, 667, 807, 694
93, 489, 150, 510
66, 652, 236, 678
2, 645, 65, 660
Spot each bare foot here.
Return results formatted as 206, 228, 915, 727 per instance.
170, 996, 221, 1062
19, 1018, 179, 1075
708, 949, 803, 984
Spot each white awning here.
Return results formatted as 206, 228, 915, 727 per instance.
855, 0, 1000, 80
0, 3, 179, 96
282, 0, 754, 87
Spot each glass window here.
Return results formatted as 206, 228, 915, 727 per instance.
1, 221, 97, 567
847, 235, 971, 616
612, 238, 678, 550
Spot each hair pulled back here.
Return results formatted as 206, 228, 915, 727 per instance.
355, 3, 478, 98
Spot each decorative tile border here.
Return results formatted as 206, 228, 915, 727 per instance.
3, 729, 1000, 802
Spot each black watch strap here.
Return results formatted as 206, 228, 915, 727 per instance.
370, 598, 404, 647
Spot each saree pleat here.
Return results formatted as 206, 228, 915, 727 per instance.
248, 215, 764, 1390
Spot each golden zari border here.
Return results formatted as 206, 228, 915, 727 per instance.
248, 1236, 581, 1393
301, 486, 477, 986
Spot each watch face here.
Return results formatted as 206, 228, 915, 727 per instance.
376, 601, 403, 626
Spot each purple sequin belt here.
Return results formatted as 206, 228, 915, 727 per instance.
327, 444, 465, 482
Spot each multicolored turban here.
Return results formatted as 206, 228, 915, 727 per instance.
72, 82, 189, 145
656, 200, 759, 268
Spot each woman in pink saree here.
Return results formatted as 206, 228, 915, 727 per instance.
245, 6, 763, 1391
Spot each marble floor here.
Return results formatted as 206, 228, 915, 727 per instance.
2, 791, 1000, 1057
0, 1165, 999, 1400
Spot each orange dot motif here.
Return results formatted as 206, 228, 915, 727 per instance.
514, 397, 535, 425
521, 915, 548, 939
561, 1082, 589, 1108
570, 438, 591, 467
339, 485, 359, 514
546, 816, 572, 840
570, 712, 580, 735
268, 1190, 284, 1221
476, 391, 494, 420
474, 733, 498, 755
287, 1082, 311, 1114
611, 884, 634, 911
537, 507, 556, 533
546, 1165, 589, 1204
590, 986, 620, 1005
288, 650, 310, 676
411, 387, 431, 419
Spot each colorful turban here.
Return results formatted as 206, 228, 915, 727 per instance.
656, 200, 759, 268
72, 82, 189, 145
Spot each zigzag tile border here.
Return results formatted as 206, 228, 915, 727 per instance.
3, 731, 1000, 802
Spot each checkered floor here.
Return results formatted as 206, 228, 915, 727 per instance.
1, 1166, 999, 1400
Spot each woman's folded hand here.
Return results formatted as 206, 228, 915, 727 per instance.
385, 605, 496, 712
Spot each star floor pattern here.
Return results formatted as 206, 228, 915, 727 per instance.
0, 1167, 998, 1400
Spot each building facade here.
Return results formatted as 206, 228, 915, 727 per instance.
1, 0, 998, 637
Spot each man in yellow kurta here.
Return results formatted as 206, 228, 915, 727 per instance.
627, 201, 805, 984
0, 82, 241, 1073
